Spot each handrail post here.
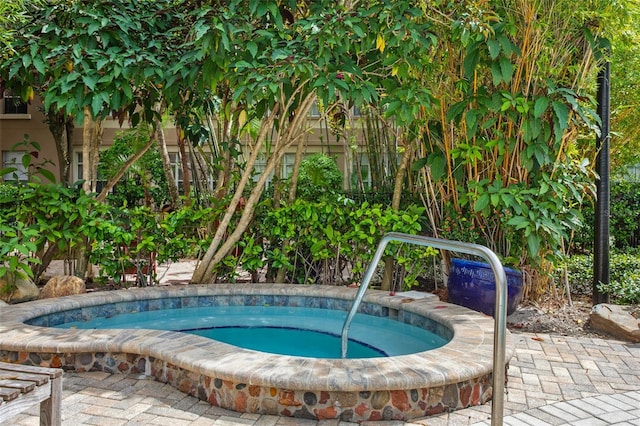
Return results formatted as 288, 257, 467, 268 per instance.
340, 232, 506, 426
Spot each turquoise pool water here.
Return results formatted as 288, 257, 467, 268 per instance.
56, 305, 449, 358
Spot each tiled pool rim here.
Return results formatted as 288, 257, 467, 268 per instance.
0, 284, 515, 421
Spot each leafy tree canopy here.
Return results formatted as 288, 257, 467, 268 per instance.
2, 0, 438, 131
607, 3, 640, 174
0, 0, 40, 61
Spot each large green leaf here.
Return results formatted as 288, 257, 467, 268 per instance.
533, 96, 549, 118
487, 39, 501, 60
552, 101, 569, 131
463, 42, 480, 79
499, 57, 513, 83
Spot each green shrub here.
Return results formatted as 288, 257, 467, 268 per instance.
597, 252, 640, 304
99, 127, 169, 208
560, 252, 640, 304
0, 183, 19, 201
573, 181, 640, 252
85, 203, 213, 285
0, 181, 99, 292
597, 276, 640, 304
559, 254, 593, 295
0, 177, 212, 287
220, 196, 436, 288
294, 153, 343, 200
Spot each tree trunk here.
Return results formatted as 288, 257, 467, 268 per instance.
190, 146, 213, 201
271, 149, 284, 208
46, 108, 66, 185
177, 134, 191, 204
198, 141, 292, 283
213, 110, 234, 201
96, 135, 157, 203
340, 108, 354, 193
214, 146, 233, 200
77, 107, 103, 279
157, 122, 182, 209
287, 138, 306, 202
192, 91, 316, 284
192, 107, 279, 283
392, 144, 411, 210
31, 243, 59, 284
81, 108, 93, 195
381, 142, 413, 291
64, 115, 74, 184
88, 115, 103, 193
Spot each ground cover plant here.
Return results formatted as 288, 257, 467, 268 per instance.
560, 252, 640, 305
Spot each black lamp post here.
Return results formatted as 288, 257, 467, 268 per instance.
594, 60, 611, 305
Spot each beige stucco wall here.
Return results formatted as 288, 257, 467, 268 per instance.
1, 96, 365, 187
0, 97, 60, 180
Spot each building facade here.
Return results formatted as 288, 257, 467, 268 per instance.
0, 94, 381, 191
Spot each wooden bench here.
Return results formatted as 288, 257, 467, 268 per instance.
0, 361, 62, 426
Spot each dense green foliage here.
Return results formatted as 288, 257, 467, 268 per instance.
2, 0, 190, 123
0, 0, 43, 61
2, 1, 640, 298
573, 181, 640, 252
0, 178, 213, 288
84, 204, 212, 285
0, 177, 436, 290
99, 128, 170, 208
294, 154, 343, 200
217, 197, 435, 288
561, 252, 640, 304
413, 1, 601, 280
608, 4, 640, 175
0, 181, 92, 290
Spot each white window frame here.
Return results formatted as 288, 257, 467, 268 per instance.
168, 152, 184, 189
170, 150, 215, 193
74, 151, 107, 192
253, 153, 273, 186
0, 90, 30, 119
282, 153, 297, 179
253, 152, 300, 187
354, 153, 372, 190
2, 151, 29, 182
3, 95, 28, 114
308, 102, 321, 117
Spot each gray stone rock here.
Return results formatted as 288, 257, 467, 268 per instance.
590, 304, 640, 343
39, 275, 86, 299
0, 274, 40, 304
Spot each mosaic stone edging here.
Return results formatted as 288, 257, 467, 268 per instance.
0, 284, 514, 421
0, 350, 494, 421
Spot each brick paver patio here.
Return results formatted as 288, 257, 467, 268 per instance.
10, 331, 640, 425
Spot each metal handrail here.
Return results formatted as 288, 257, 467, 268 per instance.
339, 232, 507, 426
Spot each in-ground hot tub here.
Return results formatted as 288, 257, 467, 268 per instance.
0, 284, 514, 421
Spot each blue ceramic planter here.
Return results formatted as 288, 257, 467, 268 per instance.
447, 258, 523, 316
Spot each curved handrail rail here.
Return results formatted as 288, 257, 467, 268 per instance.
339, 232, 507, 426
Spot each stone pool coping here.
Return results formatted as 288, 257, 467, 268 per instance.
0, 284, 514, 392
